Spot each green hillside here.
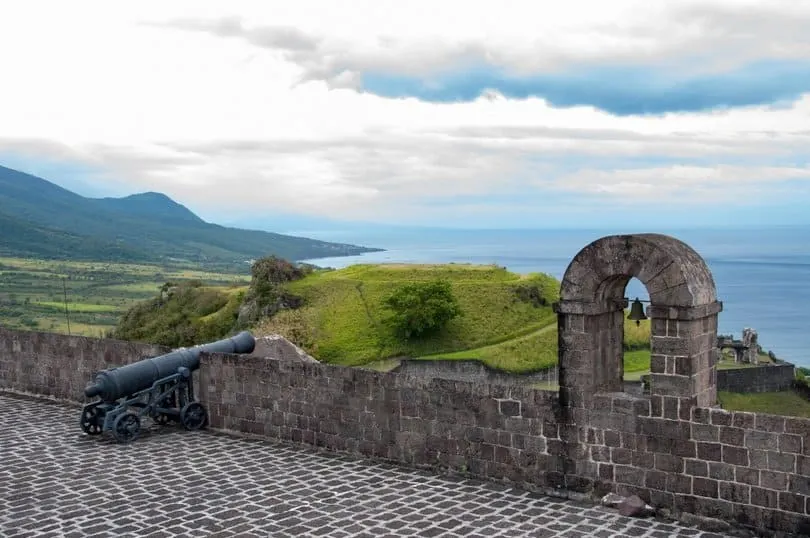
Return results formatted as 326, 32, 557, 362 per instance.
106, 261, 655, 374
256, 263, 560, 366
0, 164, 381, 267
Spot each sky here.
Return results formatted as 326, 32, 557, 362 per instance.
1, 0, 809, 230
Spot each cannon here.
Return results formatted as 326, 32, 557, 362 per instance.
80, 331, 256, 443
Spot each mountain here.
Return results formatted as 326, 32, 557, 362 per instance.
0, 164, 382, 266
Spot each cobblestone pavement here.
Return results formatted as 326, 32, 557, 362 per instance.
0, 394, 739, 538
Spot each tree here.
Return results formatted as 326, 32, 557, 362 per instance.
384, 279, 461, 339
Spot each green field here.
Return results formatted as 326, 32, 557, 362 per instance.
719, 391, 810, 418
0, 257, 249, 337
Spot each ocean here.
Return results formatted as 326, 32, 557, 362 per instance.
296, 227, 810, 369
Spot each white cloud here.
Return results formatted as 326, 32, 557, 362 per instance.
0, 0, 809, 225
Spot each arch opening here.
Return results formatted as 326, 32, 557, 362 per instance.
556, 234, 721, 410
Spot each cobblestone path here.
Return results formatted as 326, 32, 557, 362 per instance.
0, 394, 738, 538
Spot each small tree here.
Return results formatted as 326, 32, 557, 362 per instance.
384, 279, 461, 339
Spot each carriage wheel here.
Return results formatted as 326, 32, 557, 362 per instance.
180, 402, 208, 431
153, 413, 172, 426
113, 413, 141, 443
79, 405, 103, 435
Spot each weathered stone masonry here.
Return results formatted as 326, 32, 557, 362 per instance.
1, 326, 809, 534
1, 234, 809, 535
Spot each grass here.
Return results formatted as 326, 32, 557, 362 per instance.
420, 323, 558, 373
718, 391, 810, 418
0, 256, 249, 337
257, 264, 560, 366
34, 301, 121, 313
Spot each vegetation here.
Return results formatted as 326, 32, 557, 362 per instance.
237, 256, 311, 327
257, 264, 560, 366
384, 280, 461, 339
0, 256, 249, 337
111, 280, 247, 347
718, 391, 810, 419
0, 164, 381, 268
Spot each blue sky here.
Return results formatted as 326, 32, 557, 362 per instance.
361, 60, 810, 116
0, 0, 809, 231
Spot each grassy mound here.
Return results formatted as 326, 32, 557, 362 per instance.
424, 318, 652, 374
257, 263, 560, 366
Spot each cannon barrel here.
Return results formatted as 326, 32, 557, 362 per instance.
84, 331, 256, 402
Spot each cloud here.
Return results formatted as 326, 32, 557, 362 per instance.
163, 1, 810, 113
0, 0, 809, 228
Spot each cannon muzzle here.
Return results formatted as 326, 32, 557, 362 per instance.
84, 331, 256, 402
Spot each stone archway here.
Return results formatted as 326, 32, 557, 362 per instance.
554, 234, 722, 417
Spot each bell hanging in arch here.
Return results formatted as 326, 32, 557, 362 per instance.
627, 297, 647, 326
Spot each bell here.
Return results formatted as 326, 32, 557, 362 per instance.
627, 297, 647, 326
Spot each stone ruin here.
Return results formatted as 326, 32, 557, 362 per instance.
741, 327, 759, 364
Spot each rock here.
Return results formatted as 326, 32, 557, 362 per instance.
601, 493, 625, 508
618, 495, 653, 517
741, 328, 759, 364
679, 512, 731, 532
251, 334, 319, 364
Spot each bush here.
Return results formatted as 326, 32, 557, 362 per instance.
384, 279, 461, 339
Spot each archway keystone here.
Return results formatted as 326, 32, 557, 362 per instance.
554, 234, 722, 417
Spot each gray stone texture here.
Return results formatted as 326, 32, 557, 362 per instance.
0, 393, 739, 538
717, 363, 795, 393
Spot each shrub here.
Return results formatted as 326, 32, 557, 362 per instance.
384, 279, 461, 339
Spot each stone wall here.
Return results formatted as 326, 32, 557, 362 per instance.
571, 391, 810, 534
717, 363, 796, 393
198, 351, 565, 488
392, 359, 557, 386
0, 327, 166, 402
197, 350, 810, 535
1, 328, 809, 535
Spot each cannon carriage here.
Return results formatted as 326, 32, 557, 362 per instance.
80, 331, 256, 443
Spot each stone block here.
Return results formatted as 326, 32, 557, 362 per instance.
686, 459, 708, 477
751, 487, 778, 509
768, 452, 796, 473
692, 407, 711, 424
691, 423, 719, 442
697, 442, 722, 462
655, 453, 684, 473
708, 462, 734, 481
709, 409, 732, 426
650, 374, 693, 398
799, 455, 810, 476
789, 474, 810, 496
760, 470, 788, 490
693, 477, 719, 499
732, 411, 756, 430
611, 448, 633, 465
720, 482, 751, 504
755, 414, 786, 433
779, 434, 803, 454
666, 474, 692, 494
784, 417, 810, 435
615, 465, 646, 487
719, 426, 744, 446
746, 431, 779, 451
722, 445, 749, 466
694, 498, 733, 521
779, 492, 806, 514
650, 337, 690, 357
632, 450, 655, 469
735, 466, 759, 486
